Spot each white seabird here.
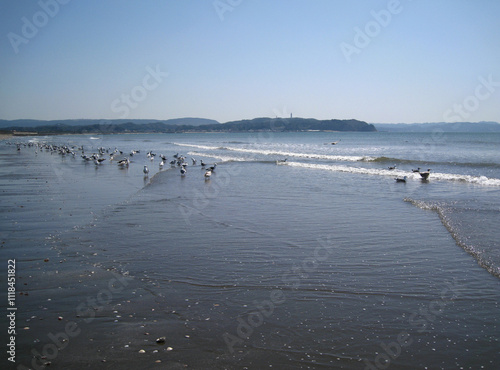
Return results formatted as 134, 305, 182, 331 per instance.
118, 158, 130, 167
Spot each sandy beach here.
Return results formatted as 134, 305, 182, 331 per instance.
2, 134, 499, 369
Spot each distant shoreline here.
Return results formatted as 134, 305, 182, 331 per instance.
0, 117, 377, 135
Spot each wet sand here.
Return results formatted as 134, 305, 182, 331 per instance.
3, 136, 500, 370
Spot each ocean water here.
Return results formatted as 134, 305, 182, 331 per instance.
1, 131, 499, 369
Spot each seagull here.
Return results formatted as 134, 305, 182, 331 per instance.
159, 160, 164, 169
118, 158, 130, 167
207, 163, 217, 171
200, 160, 206, 167
388, 165, 397, 170
412, 167, 421, 173
180, 164, 187, 176
204, 170, 212, 179
395, 176, 407, 183
143, 165, 149, 175
191, 157, 197, 165
419, 169, 431, 180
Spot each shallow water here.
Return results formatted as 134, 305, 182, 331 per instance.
1, 132, 499, 369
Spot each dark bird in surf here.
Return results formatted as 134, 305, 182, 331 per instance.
412, 168, 421, 173
388, 165, 397, 170
419, 169, 431, 180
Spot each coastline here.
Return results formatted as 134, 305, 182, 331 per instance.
2, 133, 499, 369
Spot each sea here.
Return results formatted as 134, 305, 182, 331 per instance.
1, 130, 499, 369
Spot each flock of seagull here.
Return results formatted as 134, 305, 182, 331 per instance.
9, 141, 431, 184
389, 165, 431, 183
139, 151, 217, 179
10, 141, 217, 180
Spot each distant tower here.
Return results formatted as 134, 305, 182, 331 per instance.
290, 113, 292, 118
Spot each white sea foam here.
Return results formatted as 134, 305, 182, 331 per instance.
286, 162, 500, 186
174, 142, 372, 162
187, 151, 248, 162
404, 197, 500, 278
175, 143, 220, 151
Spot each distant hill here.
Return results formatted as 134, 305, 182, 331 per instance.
375, 122, 500, 133
0, 117, 376, 134
0, 118, 219, 129
217, 117, 376, 132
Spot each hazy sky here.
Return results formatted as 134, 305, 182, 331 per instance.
1, 0, 499, 123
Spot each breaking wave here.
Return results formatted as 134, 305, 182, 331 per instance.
404, 198, 500, 278
285, 162, 500, 186
174, 142, 372, 162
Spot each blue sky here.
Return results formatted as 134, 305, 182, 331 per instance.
1, 0, 499, 123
